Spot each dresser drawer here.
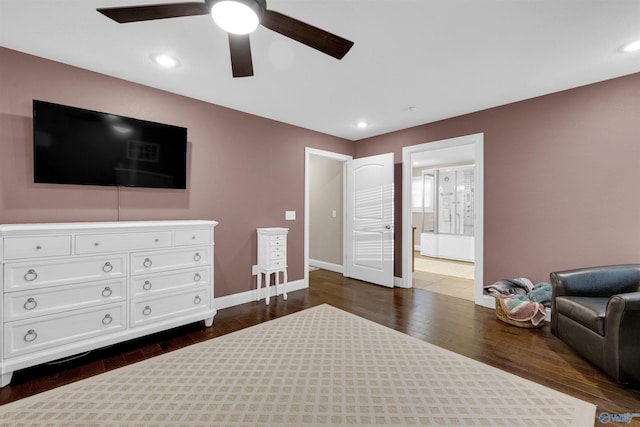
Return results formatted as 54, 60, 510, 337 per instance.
174, 228, 211, 247
270, 235, 286, 246
132, 267, 209, 298
130, 286, 210, 327
3, 254, 126, 292
4, 279, 126, 322
3, 235, 71, 260
3, 302, 126, 358
130, 247, 210, 275
75, 230, 172, 254
270, 259, 287, 268
271, 248, 286, 260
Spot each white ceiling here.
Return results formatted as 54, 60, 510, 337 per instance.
1, 0, 639, 141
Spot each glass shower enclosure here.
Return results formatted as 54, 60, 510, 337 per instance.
420, 166, 475, 262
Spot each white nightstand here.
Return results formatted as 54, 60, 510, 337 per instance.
256, 227, 288, 305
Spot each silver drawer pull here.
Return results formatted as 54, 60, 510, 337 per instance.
194, 295, 202, 304
155, 238, 159, 243
143, 258, 153, 268
23, 297, 38, 310
102, 286, 113, 297
143, 306, 152, 316
102, 262, 113, 273
94, 242, 100, 247
102, 314, 113, 325
194, 273, 201, 282
24, 269, 38, 282
192, 236, 196, 240
24, 329, 38, 343
143, 280, 152, 291
193, 252, 201, 262
35, 245, 42, 250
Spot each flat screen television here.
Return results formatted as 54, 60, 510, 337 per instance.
33, 100, 187, 189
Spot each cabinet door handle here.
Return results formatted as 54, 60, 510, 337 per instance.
193, 252, 201, 262
194, 273, 201, 282
194, 295, 202, 305
143, 280, 152, 290
102, 314, 113, 325
142, 306, 152, 316
102, 262, 113, 273
24, 269, 38, 282
143, 258, 153, 268
35, 245, 42, 250
24, 329, 38, 343
102, 286, 113, 297
23, 297, 38, 310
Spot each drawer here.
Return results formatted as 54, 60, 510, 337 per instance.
132, 267, 209, 298
3, 254, 126, 292
270, 249, 286, 260
130, 247, 210, 275
75, 231, 172, 254
174, 228, 211, 247
3, 235, 71, 260
270, 259, 287, 268
131, 286, 211, 327
3, 302, 126, 359
4, 279, 126, 322
270, 235, 286, 245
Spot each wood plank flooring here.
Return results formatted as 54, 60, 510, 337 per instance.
2, 269, 639, 426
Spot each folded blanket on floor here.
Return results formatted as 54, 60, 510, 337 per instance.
514, 282, 552, 308
498, 295, 546, 326
484, 278, 534, 297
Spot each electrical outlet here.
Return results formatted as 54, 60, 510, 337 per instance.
285, 210, 296, 220
252, 265, 258, 275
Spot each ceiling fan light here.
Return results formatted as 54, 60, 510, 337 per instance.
211, 0, 261, 35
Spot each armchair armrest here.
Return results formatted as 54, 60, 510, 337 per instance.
604, 291, 640, 384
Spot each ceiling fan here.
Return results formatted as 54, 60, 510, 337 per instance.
97, 0, 354, 77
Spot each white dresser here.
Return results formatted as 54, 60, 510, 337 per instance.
0, 220, 217, 387
256, 227, 288, 305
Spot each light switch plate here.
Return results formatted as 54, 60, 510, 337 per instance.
285, 211, 296, 220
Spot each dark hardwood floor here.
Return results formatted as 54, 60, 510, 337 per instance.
2, 269, 639, 425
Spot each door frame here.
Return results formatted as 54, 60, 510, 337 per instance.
401, 133, 491, 308
304, 147, 352, 287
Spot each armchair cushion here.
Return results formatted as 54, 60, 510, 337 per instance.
555, 296, 607, 335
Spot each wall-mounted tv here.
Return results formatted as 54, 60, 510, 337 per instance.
33, 100, 187, 189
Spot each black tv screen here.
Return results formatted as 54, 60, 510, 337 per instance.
33, 100, 187, 189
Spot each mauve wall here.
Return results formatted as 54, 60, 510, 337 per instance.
355, 72, 640, 285
0, 47, 354, 298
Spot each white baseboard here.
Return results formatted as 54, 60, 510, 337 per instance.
214, 279, 307, 310
309, 259, 343, 273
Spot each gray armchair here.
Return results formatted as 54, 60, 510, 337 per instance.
550, 264, 640, 385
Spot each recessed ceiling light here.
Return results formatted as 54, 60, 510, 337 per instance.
620, 39, 640, 53
151, 53, 180, 68
355, 121, 369, 129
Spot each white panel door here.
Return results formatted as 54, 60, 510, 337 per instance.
345, 153, 394, 287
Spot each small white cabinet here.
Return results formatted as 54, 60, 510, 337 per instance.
0, 220, 217, 387
256, 227, 288, 305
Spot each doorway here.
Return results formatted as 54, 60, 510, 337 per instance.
402, 133, 491, 308
304, 148, 351, 286
304, 148, 395, 289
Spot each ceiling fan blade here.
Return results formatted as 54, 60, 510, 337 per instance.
228, 34, 254, 78
261, 10, 353, 60
97, 2, 210, 23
